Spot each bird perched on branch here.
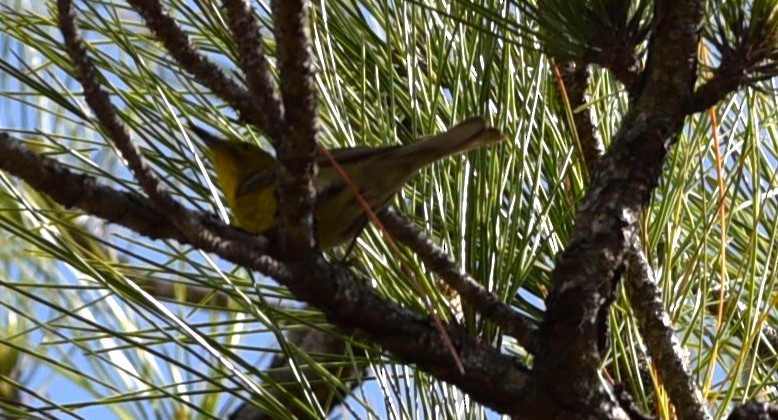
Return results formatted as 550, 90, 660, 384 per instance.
192, 117, 503, 249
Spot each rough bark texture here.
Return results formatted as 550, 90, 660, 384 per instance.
534, 1, 704, 417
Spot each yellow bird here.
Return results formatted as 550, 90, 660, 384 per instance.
192, 117, 503, 249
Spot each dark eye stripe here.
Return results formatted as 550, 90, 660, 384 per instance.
236, 169, 276, 197
317, 180, 347, 201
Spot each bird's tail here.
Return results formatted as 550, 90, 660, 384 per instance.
383, 117, 504, 172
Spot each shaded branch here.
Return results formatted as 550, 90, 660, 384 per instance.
728, 402, 778, 420
690, 2, 778, 113
527, 0, 645, 89
688, 60, 748, 113
552, 60, 604, 172
584, 0, 643, 90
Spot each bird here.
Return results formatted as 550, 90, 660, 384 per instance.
192, 117, 503, 249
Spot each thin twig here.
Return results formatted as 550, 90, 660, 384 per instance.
223, 0, 285, 141
0, 132, 181, 242
378, 207, 538, 352
127, 0, 266, 127
270, 0, 318, 251
625, 249, 711, 419
57, 0, 183, 218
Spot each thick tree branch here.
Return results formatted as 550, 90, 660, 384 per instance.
535, 1, 704, 416
554, 55, 706, 416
